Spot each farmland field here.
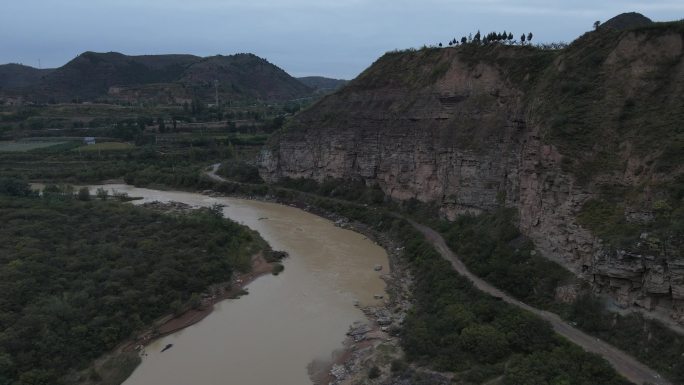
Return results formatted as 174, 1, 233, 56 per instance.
76, 142, 135, 151
0, 141, 69, 152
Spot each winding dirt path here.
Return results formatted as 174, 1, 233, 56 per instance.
410, 220, 670, 385
206, 163, 224, 182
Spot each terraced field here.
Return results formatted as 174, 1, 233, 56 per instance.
0, 141, 69, 152
76, 142, 135, 151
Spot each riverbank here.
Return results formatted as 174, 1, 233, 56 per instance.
124, 252, 277, 353
70, 251, 279, 385
218, 193, 415, 384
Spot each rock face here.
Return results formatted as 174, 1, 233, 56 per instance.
260, 21, 684, 323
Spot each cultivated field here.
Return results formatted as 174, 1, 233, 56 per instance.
0, 141, 68, 152
76, 142, 134, 151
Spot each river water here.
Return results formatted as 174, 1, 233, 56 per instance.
85, 185, 388, 385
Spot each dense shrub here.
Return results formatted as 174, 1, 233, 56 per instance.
438, 208, 571, 308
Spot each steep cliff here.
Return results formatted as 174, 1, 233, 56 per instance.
260, 19, 684, 324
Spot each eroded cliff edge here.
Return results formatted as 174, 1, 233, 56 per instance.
260, 22, 684, 323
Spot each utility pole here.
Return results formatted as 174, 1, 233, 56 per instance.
38, 59, 41, 69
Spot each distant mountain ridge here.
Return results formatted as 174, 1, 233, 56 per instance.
0, 52, 314, 103
0, 64, 54, 90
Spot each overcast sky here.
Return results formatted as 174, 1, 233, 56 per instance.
1, 1, 682, 79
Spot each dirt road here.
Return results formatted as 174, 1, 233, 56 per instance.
410, 220, 670, 385
205, 163, 223, 182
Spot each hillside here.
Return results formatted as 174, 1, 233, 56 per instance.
260, 17, 684, 325
297, 76, 348, 93
180, 54, 313, 101
601, 12, 654, 30
0, 64, 54, 90
0, 52, 312, 103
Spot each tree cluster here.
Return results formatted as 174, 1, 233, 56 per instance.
442, 30, 535, 47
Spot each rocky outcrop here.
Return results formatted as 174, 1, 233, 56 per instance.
260, 23, 684, 323
263, 52, 526, 214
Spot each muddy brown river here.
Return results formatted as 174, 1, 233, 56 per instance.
85, 185, 388, 385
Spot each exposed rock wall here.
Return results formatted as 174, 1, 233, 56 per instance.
260, 29, 684, 324
262, 54, 526, 213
